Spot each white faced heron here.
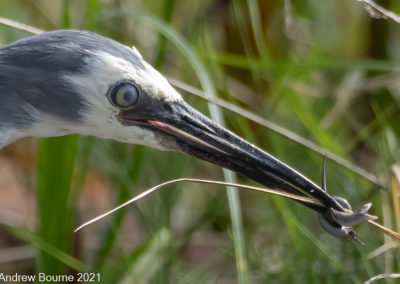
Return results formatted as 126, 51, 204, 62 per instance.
0, 30, 371, 239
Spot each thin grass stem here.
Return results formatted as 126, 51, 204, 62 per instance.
0, 16, 43, 34
75, 177, 321, 232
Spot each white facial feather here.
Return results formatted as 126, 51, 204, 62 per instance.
61, 49, 182, 149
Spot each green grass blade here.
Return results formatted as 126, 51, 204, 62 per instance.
154, 0, 176, 68
85, 0, 100, 31
205, 52, 399, 72
7, 225, 86, 272
62, 0, 70, 29
36, 135, 79, 274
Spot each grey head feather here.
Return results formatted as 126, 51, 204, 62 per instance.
0, 30, 143, 131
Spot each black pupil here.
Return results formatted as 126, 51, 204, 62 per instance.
123, 90, 134, 102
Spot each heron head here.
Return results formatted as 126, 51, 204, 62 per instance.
62, 37, 185, 151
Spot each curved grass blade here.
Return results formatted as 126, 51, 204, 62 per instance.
75, 177, 400, 242
75, 177, 322, 232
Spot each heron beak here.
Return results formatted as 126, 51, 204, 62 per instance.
122, 100, 345, 215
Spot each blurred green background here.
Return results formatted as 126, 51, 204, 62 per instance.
0, 0, 399, 283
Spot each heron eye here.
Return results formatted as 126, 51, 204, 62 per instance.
109, 82, 140, 109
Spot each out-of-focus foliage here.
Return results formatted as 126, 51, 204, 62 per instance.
0, 0, 399, 283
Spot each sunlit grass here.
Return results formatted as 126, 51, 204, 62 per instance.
0, 0, 399, 283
